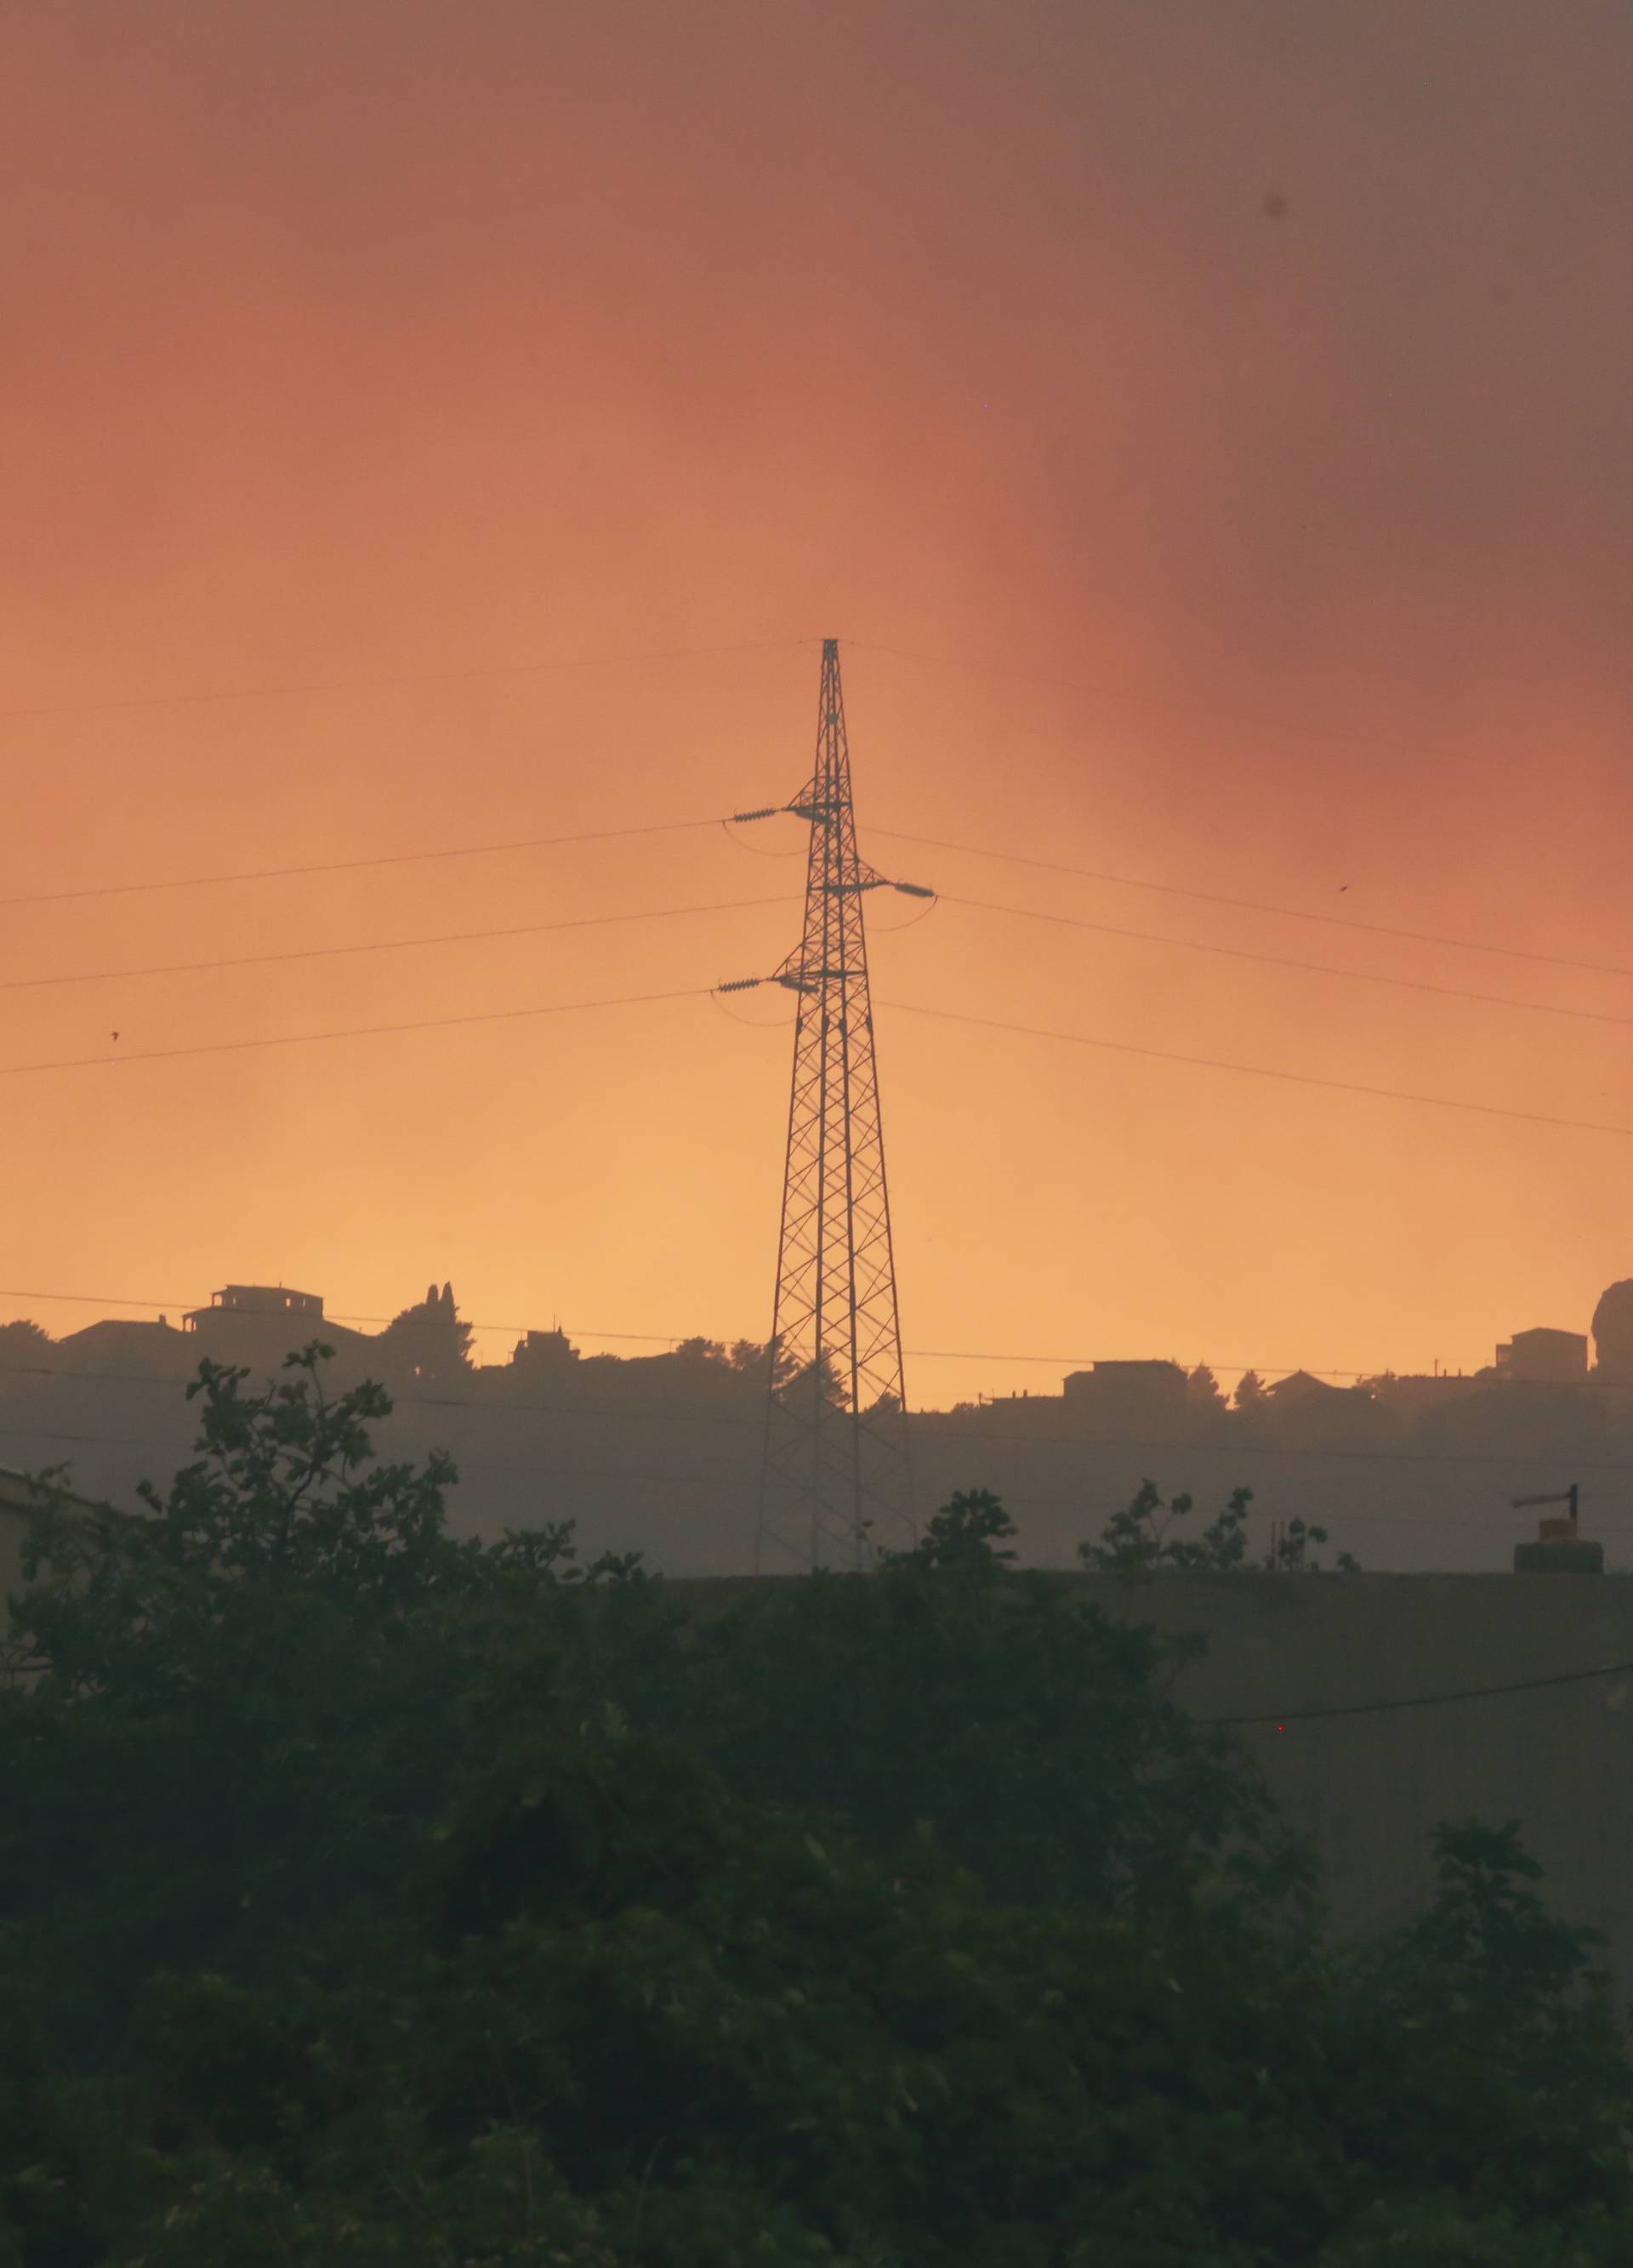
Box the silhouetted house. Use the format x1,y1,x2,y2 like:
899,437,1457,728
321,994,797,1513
54,1317,192,1378
1264,1369,1343,1407
1062,1360,1187,1431
1494,1328,1588,1385
185,1284,325,1328
181,1284,371,1371
510,1327,580,1373
1260,1368,1391,1447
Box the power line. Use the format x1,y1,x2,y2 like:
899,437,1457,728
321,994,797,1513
0,1289,763,1340
11,802,1604,1010
31,893,1610,1143
1207,1657,1633,1727
869,827,1633,986
430,1327,1594,1397
0,984,711,1079
0,1357,790,1430
0,895,795,996
0,1294,1314,1378
2,1287,1628,1397
940,893,1633,1034
4,865,1613,1099
0,817,723,913
0,1286,606,1331
879,998,1633,1141
0,637,816,724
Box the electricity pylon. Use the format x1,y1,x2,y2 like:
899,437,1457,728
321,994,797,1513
723,639,930,1569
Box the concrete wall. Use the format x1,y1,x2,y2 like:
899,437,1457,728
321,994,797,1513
674,1570,1633,1992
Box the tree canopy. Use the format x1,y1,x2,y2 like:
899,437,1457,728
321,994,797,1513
0,1352,1626,2265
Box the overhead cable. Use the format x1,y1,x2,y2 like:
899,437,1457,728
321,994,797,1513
868,827,1633,985
939,893,1633,1033
0,895,795,995
1208,1657,1633,1726
0,817,722,912
0,985,712,1078
878,998,1633,1141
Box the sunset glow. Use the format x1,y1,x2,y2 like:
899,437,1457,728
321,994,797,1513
5,1,1632,1407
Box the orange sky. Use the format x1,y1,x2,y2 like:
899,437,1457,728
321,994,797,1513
4,0,1633,1403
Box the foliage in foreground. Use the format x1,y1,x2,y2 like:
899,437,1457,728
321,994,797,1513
0,1352,1626,2266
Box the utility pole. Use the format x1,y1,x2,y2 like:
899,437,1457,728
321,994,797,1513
722,639,929,1569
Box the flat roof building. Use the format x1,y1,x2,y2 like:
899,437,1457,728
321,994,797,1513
184,1285,324,1328
1494,1328,1588,1384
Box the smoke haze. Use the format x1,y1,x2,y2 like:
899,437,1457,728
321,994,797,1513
3,0,1633,1399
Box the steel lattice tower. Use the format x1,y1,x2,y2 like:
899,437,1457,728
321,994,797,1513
754,639,915,1569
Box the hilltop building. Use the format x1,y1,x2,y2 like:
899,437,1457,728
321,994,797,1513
1262,1368,1345,1407
1063,1360,1187,1429
55,1316,191,1376
180,1284,372,1367
185,1284,326,1327
510,1327,580,1373
1494,1328,1588,1384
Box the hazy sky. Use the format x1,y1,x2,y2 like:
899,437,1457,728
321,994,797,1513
3,0,1633,1397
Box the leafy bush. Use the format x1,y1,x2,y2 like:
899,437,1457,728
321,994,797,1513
1080,1479,1360,1577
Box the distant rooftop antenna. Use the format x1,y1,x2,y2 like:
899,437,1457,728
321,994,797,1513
1511,1484,1602,1573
